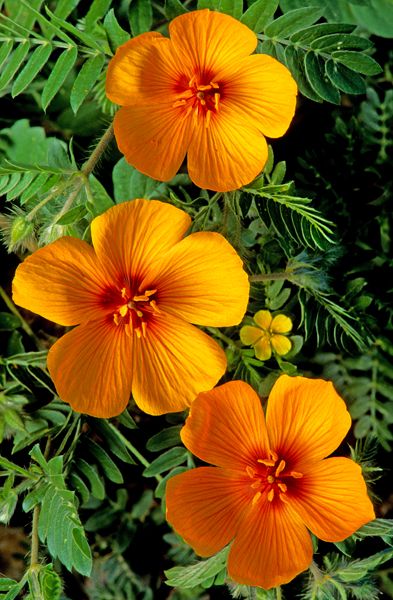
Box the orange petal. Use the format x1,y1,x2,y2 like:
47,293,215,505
131,312,226,415
181,380,270,470
47,318,132,418
106,32,168,106
253,309,272,330
271,334,292,356
113,103,194,182
222,54,298,138
169,10,257,76
266,375,351,465
227,495,313,589
187,105,268,191
289,457,375,542
166,467,251,557
12,237,108,326
254,336,272,361
90,199,191,284
271,314,292,334
141,231,249,327
240,326,262,346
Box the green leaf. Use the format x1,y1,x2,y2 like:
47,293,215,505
129,0,153,36
146,426,182,452
76,459,105,500
91,419,137,463
85,0,112,30
310,32,372,52
0,41,14,71
264,7,323,38
112,158,167,202
165,0,188,19
86,174,114,217
241,0,278,32
71,528,93,576
331,50,382,76
325,59,366,95
290,23,356,44
165,546,229,588
217,0,243,19
86,439,124,484
41,45,78,111
0,312,20,331
355,519,393,539
103,8,129,50
143,447,188,477
11,43,52,97
56,204,87,225
304,51,340,104
284,45,321,102
0,580,18,593
0,41,30,92
39,564,62,600
70,53,105,113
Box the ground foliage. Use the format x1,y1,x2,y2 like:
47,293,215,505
0,0,392,598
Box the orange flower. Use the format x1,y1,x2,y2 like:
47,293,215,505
240,310,292,360
106,10,297,192
166,376,375,589
12,199,249,418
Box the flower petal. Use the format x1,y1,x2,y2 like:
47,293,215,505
47,319,132,418
254,336,272,361
141,231,249,326
289,457,375,542
187,105,268,191
227,496,313,589
271,314,292,333
223,54,298,138
181,380,270,470
266,375,352,465
240,326,263,346
253,309,272,330
113,103,194,183
91,199,191,284
169,10,257,76
166,467,251,557
106,32,167,105
131,312,226,415
12,237,108,326
271,334,291,356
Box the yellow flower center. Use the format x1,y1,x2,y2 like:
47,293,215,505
246,450,303,506
173,74,221,128
112,286,160,338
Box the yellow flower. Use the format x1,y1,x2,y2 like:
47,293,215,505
240,310,292,361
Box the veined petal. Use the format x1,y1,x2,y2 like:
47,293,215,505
266,375,351,466
12,237,109,326
131,312,226,415
169,10,257,76
271,334,291,356
240,326,263,346
254,336,272,361
141,231,249,326
187,105,268,191
290,458,375,542
227,496,313,589
166,467,251,557
253,309,272,330
181,381,270,470
222,54,298,138
113,103,193,182
271,314,292,334
47,318,132,418
91,199,191,285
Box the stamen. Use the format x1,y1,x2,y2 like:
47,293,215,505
267,475,275,484
278,482,287,493
135,327,142,339
279,493,288,503
246,466,255,478
252,491,262,506
214,93,220,111
133,294,150,302
275,459,286,477
205,110,211,128
119,305,128,317
121,287,128,299
113,313,120,326
257,458,275,467
150,300,161,313
173,99,187,108
210,81,219,89
267,489,275,502
251,480,261,489
270,450,278,461
289,471,303,479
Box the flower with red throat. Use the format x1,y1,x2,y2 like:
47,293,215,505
105,9,297,192
12,199,249,418
166,375,375,589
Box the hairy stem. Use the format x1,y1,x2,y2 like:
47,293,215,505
249,272,291,282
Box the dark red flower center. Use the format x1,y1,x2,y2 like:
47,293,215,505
246,450,303,505
173,74,221,126
111,286,160,338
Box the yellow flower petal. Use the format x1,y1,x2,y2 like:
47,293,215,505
240,325,263,346
271,334,292,356
254,336,272,361
271,314,293,334
253,309,273,330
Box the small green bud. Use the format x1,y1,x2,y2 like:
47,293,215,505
10,215,34,248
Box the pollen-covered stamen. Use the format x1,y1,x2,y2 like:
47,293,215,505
113,287,159,337
173,75,221,127
246,452,303,505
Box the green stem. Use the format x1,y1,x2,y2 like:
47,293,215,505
107,423,163,482
0,285,43,348
249,272,291,283
206,327,240,348
275,586,282,600
30,506,40,567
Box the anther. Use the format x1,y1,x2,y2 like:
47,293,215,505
267,489,275,502
278,483,287,493
119,305,128,317
275,460,286,477
257,458,275,467
252,492,262,506
289,471,303,479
